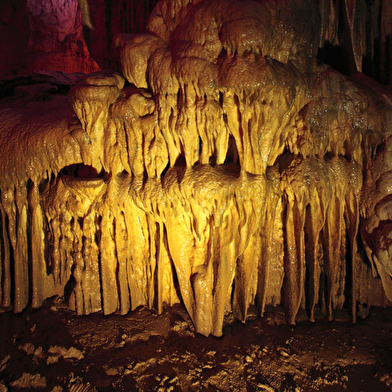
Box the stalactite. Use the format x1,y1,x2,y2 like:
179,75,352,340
29,181,55,309
0,203,11,308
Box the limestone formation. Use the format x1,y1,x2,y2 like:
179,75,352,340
25,0,99,74
0,0,392,336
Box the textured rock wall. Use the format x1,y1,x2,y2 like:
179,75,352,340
82,0,159,70
0,0,99,78
83,0,392,82
0,0,392,338
24,0,99,74
1,0,392,82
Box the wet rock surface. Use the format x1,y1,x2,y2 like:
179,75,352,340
1,298,392,391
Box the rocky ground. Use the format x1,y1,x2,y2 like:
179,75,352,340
0,298,392,391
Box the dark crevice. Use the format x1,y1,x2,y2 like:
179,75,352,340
224,135,239,166
343,230,354,321
58,164,106,180
160,162,171,179
219,91,224,107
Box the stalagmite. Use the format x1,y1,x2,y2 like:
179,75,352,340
1,0,392,337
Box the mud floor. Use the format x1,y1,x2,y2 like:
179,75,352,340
0,298,392,391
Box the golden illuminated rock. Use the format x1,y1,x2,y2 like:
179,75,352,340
1,0,392,336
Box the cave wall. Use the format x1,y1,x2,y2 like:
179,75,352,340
311,0,392,85
0,0,99,79
82,0,392,83
1,0,392,83
82,0,159,70
1,0,392,338
24,0,99,74
0,0,160,79
0,1,30,79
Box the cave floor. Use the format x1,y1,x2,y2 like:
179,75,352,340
1,300,392,391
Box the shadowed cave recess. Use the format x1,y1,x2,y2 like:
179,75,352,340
1,0,392,338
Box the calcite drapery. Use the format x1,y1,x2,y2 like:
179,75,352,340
0,0,392,336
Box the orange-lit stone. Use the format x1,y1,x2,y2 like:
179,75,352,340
0,0,391,337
